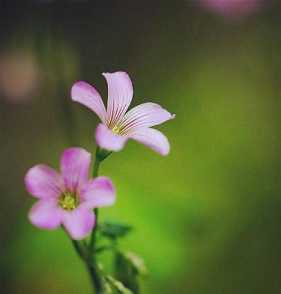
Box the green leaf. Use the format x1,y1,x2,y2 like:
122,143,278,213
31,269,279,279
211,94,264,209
122,251,147,276
103,280,113,294
104,276,134,294
98,221,133,240
115,251,147,293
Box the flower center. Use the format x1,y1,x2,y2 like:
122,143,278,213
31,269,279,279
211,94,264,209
112,125,121,135
59,191,79,210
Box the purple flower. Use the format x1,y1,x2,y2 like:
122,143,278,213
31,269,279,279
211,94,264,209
25,147,116,240
71,72,175,156
199,0,263,18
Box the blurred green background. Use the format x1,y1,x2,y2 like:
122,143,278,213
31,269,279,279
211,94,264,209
0,1,280,293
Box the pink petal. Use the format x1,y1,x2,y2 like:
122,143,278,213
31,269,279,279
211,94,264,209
71,81,107,123
129,128,170,156
95,123,128,152
119,102,175,134
62,207,95,240
81,177,116,209
25,165,63,199
103,72,133,127
60,147,91,191
28,199,62,230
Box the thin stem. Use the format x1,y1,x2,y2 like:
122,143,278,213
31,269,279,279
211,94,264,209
72,240,84,259
87,147,112,292
90,148,102,251
87,262,103,294
71,148,112,293
93,147,101,177
72,240,103,293
90,147,112,250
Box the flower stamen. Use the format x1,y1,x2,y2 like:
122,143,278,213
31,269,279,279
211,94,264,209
111,125,121,135
59,191,79,210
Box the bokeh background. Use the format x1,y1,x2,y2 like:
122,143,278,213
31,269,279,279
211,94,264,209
0,0,280,293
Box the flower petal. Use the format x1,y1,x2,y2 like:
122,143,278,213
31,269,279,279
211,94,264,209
71,81,107,123
28,199,62,230
60,147,91,191
25,165,63,199
81,177,116,209
95,123,128,152
129,128,170,156
62,207,95,240
103,72,133,127
119,102,175,134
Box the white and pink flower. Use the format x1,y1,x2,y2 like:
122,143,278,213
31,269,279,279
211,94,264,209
25,147,116,240
71,71,175,156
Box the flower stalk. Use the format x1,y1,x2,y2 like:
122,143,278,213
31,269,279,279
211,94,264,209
91,147,112,249
72,238,103,293
72,147,112,294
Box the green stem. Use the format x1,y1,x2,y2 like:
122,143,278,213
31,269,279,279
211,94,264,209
87,262,103,294
72,240,85,259
90,147,112,250
71,147,113,293
72,240,103,293
90,148,102,251
93,147,102,177
87,147,112,292
70,147,112,294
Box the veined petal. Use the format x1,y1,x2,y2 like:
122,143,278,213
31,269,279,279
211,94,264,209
119,102,175,134
71,81,107,123
95,123,128,152
60,147,91,191
28,199,62,230
129,128,170,156
62,207,95,240
25,165,63,199
103,72,133,127
81,177,116,209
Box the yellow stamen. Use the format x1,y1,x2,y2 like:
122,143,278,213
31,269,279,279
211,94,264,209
59,191,78,210
112,125,121,134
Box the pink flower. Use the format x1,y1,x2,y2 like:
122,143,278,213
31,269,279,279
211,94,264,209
71,72,175,156
25,147,116,240
199,0,263,18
